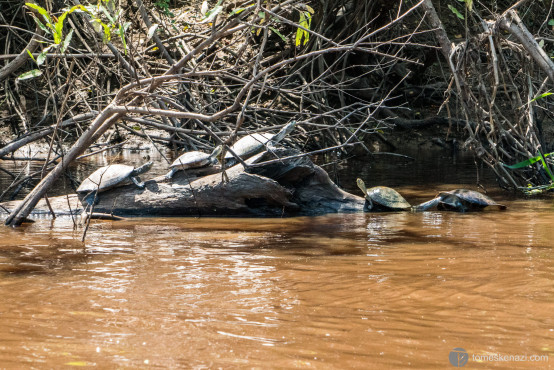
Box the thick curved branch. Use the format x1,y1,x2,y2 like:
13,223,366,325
0,27,44,83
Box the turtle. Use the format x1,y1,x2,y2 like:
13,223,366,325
413,189,507,212
356,178,412,212
224,121,296,166
77,161,153,204
165,145,222,179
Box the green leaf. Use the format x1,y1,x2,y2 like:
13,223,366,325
295,12,306,47
61,29,73,53
36,50,48,66
26,49,36,62
54,5,83,44
269,26,287,42
305,5,315,14
229,4,254,16
203,5,223,22
529,92,553,103
549,19,554,26
503,152,554,169
25,3,52,26
448,5,464,20
17,69,43,81
118,24,127,55
465,0,473,12
31,15,49,33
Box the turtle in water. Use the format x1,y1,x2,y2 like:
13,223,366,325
225,121,296,166
165,145,222,179
77,161,153,204
413,189,507,212
356,178,412,212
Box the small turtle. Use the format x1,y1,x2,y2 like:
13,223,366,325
77,161,153,204
356,178,412,212
225,121,296,166
414,189,507,212
165,145,222,179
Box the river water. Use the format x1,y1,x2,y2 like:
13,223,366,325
0,150,553,368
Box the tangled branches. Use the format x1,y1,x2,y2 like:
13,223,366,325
2,0,433,225
422,0,554,193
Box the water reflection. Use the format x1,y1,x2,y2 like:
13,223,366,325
1,150,554,367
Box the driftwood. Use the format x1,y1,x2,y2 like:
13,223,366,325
0,149,364,219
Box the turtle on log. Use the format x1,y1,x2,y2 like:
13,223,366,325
77,162,153,204
165,145,222,179
225,121,296,166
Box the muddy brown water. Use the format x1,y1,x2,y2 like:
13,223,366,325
0,150,553,368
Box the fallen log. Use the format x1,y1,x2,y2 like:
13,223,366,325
0,149,364,219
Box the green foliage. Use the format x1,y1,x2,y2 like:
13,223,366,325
295,5,314,47
448,5,464,20
529,92,553,103
16,69,42,82
504,151,554,194
155,0,174,17
21,1,130,81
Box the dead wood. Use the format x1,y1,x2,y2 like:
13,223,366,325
0,149,364,219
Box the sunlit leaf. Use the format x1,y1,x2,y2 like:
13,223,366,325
465,0,473,12
25,3,52,26
202,5,222,23
61,29,74,53
295,12,306,47
31,15,49,33
118,24,127,55
504,151,554,170
26,49,36,62
147,24,158,41
36,51,48,66
448,5,464,20
17,69,43,81
305,4,315,14
529,92,553,103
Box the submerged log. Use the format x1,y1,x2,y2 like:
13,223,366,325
0,149,364,219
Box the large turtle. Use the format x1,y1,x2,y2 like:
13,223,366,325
165,145,222,179
77,161,153,204
414,189,507,212
356,178,412,212
225,121,296,166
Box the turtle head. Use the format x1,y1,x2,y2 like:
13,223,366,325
135,161,154,175
210,145,223,159
272,121,297,143
282,120,296,135
356,178,368,195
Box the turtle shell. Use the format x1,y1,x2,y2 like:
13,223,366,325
367,186,411,211
437,189,506,211
225,133,273,160
77,164,135,193
170,151,212,170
